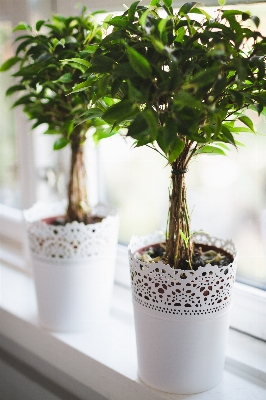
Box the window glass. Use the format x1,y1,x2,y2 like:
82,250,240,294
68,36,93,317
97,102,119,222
100,3,266,290
0,1,66,210
0,20,21,208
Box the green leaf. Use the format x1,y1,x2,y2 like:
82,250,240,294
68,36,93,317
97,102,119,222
214,142,230,151
53,137,69,150
15,38,36,55
91,55,114,69
71,81,92,94
36,53,51,63
179,229,189,247
218,0,225,6
234,140,246,148
65,36,77,44
156,127,168,154
65,120,74,137
189,8,211,20
143,109,158,139
97,75,110,96
150,37,165,53
12,22,32,32
93,127,116,145
126,45,152,79
222,10,247,18
238,115,256,133
53,73,72,83
221,125,236,146
60,61,87,73
163,0,172,7
12,94,33,108
127,81,143,102
236,58,248,82
179,2,197,15
107,16,128,29
174,90,202,110
251,16,260,28
102,100,135,123
190,66,220,88
139,8,151,30
75,108,103,126
0,56,21,72
44,129,61,135
227,127,253,133
5,84,25,96
62,58,91,68
228,90,243,107
127,114,151,146
84,44,99,53
195,145,226,156
168,137,185,164
128,1,140,22
36,20,45,31
164,117,178,150
113,63,138,78
213,77,227,98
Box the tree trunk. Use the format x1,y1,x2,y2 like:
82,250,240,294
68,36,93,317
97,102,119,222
166,146,193,269
66,143,91,224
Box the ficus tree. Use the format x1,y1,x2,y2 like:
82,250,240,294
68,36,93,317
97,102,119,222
73,0,266,268
0,7,113,224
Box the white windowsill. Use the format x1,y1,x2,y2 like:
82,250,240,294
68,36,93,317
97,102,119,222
0,254,266,400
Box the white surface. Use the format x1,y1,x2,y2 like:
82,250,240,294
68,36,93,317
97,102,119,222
133,303,231,394
0,259,266,400
33,256,116,331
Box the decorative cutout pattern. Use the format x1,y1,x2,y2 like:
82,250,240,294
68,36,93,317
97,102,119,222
24,202,119,261
128,232,237,316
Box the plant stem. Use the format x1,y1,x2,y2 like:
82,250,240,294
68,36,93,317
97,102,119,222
66,142,91,224
166,143,193,269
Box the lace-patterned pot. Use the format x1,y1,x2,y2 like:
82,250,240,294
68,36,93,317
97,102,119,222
24,202,119,331
128,232,237,394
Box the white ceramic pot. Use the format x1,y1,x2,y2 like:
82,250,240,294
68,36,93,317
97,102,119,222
128,232,237,394
24,202,119,331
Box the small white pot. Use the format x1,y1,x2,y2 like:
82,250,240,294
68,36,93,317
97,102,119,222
128,232,237,394
24,202,119,331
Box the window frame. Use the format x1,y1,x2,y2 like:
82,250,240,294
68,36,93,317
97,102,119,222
0,0,265,342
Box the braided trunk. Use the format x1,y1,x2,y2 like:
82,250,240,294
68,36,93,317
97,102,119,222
66,142,91,224
166,145,193,269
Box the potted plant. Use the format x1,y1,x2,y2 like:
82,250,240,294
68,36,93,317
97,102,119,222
0,7,119,331
72,0,266,393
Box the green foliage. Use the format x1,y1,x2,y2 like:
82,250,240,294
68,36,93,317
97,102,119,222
0,7,107,150
77,0,266,165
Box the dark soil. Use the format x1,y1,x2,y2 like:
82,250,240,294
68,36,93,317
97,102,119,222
136,243,233,270
42,215,103,226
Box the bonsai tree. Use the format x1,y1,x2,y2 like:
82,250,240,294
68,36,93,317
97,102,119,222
73,0,266,268
0,7,110,224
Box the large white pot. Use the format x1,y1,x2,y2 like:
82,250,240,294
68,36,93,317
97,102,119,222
24,202,119,331
128,232,237,394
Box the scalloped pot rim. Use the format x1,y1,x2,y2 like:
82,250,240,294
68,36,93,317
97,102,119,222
128,231,237,266
23,202,119,262
128,232,237,317
23,201,118,225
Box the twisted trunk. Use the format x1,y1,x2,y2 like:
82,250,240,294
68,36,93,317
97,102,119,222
166,144,193,269
66,143,91,224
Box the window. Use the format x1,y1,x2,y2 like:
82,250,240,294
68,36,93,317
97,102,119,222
0,0,265,340
0,20,21,208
